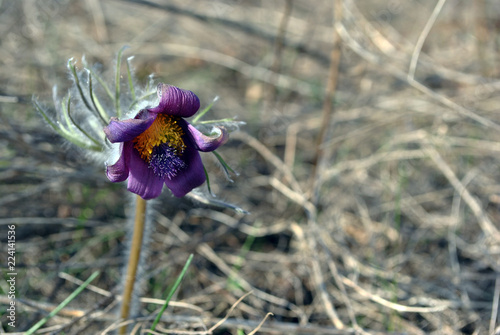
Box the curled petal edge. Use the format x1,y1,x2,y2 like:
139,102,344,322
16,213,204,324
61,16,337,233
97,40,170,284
187,123,228,152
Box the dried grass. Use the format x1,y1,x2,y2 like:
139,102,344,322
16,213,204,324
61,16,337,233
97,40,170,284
1,0,500,334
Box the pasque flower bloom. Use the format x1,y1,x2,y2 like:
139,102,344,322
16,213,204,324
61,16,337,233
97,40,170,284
104,83,228,199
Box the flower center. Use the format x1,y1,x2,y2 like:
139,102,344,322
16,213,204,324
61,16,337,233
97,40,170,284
149,144,187,179
133,114,186,161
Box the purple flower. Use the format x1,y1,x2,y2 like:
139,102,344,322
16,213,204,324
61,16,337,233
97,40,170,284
104,83,228,199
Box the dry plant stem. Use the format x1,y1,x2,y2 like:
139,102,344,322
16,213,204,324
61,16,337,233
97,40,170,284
266,0,293,103
337,1,500,132
270,178,344,329
490,277,500,335
407,0,447,81
85,0,108,43
424,145,500,241
119,195,147,334
157,212,309,323
310,0,342,199
474,0,491,77
232,131,302,194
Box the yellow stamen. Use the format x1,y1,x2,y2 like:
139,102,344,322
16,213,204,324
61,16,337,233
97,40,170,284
133,114,186,161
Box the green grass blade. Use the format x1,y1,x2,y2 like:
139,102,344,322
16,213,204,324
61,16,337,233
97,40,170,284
227,226,256,291
25,271,100,335
150,254,193,332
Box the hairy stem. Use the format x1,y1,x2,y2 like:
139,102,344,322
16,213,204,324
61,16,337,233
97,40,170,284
119,195,147,334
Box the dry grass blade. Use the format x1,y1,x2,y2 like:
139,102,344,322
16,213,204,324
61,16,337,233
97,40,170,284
342,277,449,313
232,131,303,194
310,0,343,199
3,1,500,334
0,296,85,318
408,0,447,80
208,291,252,332
247,312,274,335
158,212,308,322
424,145,500,241
490,277,500,335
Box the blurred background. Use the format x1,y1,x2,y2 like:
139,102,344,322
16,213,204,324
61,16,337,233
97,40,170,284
1,0,500,334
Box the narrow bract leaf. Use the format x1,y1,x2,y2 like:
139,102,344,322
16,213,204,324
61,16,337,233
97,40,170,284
203,165,215,197
66,96,102,147
192,96,219,124
83,57,114,102
34,99,99,150
126,56,136,101
187,193,250,214
213,150,238,182
128,90,156,112
87,69,109,124
68,58,93,112
115,46,129,118
197,117,240,125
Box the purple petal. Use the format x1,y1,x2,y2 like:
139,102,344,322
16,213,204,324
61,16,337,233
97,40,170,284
127,149,164,199
164,146,206,197
106,142,132,182
148,84,200,117
104,110,156,143
186,122,228,152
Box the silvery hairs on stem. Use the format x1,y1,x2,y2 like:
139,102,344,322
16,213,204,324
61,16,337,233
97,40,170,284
33,47,245,209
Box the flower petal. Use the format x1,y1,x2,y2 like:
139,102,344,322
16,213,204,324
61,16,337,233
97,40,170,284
127,148,164,199
106,142,132,182
186,122,228,152
148,84,200,117
104,110,156,143
164,146,206,197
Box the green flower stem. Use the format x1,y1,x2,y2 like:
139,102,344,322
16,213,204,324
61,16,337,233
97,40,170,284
119,195,147,335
